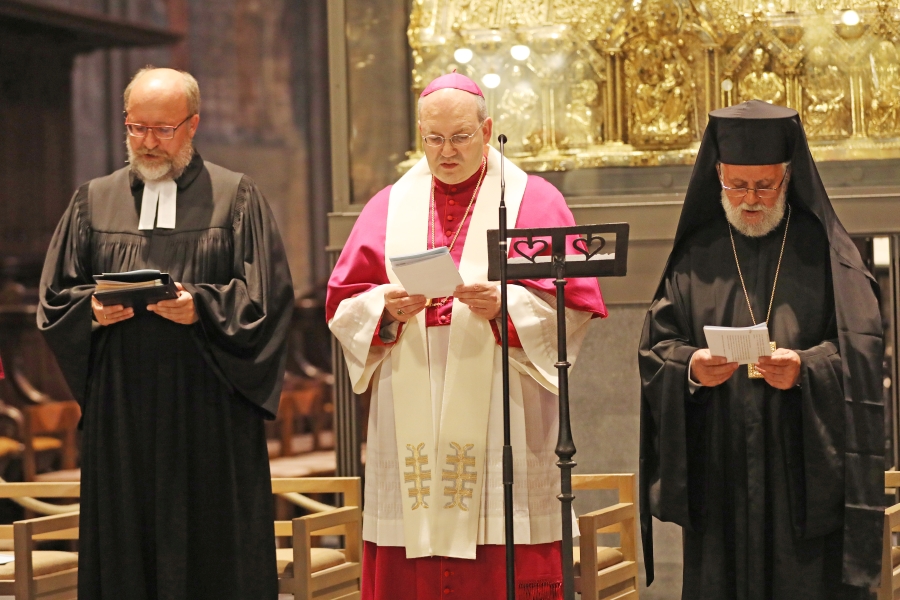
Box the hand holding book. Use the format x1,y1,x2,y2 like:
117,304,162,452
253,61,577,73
92,270,196,325
147,283,199,325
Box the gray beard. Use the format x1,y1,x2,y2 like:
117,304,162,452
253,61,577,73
127,139,194,183
720,188,787,237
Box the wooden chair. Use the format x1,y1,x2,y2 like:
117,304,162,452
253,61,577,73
272,477,362,599
879,471,900,599
572,473,640,600
0,481,81,600
270,378,332,459
22,402,81,482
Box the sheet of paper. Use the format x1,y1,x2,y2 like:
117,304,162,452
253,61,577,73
389,248,464,298
703,322,772,364
0,554,14,565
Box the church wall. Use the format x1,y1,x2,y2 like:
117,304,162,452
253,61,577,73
569,305,683,598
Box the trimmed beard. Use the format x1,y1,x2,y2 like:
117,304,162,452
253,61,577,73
127,138,195,183
720,187,787,238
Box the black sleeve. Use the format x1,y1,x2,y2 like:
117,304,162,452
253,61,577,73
182,178,295,418
37,186,96,404
638,257,701,585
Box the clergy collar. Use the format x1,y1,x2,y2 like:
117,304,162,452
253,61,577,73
129,151,205,191
432,160,486,194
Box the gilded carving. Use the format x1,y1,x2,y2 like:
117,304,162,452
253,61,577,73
559,61,601,150
802,46,852,139
623,0,697,149
496,66,543,155
867,40,900,136
739,49,787,105
404,0,900,171
452,0,498,30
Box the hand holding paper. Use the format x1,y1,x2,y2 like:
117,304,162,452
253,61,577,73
755,348,802,389
703,323,773,364
691,349,739,387
383,286,427,323
389,247,464,298
454,283,501,320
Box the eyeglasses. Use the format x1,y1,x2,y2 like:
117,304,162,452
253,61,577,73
125,115,194,140
422,121,486,148
718,165,790,201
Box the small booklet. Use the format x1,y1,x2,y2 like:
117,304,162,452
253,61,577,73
389,247,464,298
703,323,773,364
93,269,179,308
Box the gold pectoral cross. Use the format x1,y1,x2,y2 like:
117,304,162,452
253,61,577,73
404,443,431,510
442,442,477,511
748,342,777,379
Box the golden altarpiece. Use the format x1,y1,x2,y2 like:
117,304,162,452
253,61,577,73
404,0,900,171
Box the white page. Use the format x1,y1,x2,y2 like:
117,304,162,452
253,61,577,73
703,323,772,364
390,251,464,298
390,246,453,267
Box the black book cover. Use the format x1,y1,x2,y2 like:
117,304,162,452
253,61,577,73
93,270,179,309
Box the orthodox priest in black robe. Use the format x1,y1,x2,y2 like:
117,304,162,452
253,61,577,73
38,67,293,599
639,100,884,599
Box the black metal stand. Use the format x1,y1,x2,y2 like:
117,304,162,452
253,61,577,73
497,134,516,600
489,161,629,600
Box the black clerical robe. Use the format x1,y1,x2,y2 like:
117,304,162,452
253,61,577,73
38,154,294,600
640,206,871,600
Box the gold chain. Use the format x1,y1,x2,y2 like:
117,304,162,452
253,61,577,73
430,157,487,253
728,203,791,326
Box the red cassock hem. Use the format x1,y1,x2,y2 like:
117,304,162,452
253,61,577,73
361,541,563,600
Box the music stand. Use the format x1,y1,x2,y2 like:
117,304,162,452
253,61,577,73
487,221,630,600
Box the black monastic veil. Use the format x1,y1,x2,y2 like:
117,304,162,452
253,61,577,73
38,153,294,600
639,101,884,599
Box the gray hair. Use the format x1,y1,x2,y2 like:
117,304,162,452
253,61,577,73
417,92,488,123
124,66,201,115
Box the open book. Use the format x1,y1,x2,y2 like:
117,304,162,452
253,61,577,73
703,323,773,364
93,269,179,308
388,247,464,298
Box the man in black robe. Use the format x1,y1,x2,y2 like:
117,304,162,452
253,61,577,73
639,100,884,599
38,67,294,599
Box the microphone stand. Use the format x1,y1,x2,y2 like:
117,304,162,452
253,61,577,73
497,134,516,600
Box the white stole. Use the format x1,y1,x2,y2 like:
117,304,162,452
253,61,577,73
138,179,178,230
384,146,528,558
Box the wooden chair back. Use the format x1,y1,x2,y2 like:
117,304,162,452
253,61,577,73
572,474,639,600
22,401,81,481
272,477,362,600
275,382,329,458
0,481,80,600
880,471,900,600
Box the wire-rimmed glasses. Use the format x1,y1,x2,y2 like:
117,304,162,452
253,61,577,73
718,164,790,201
125,115,194,140
422,121,486,148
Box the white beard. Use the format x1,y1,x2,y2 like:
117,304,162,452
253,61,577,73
720,188,787,237
127,138,195,183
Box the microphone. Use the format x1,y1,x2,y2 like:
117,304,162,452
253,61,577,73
498,135,507,203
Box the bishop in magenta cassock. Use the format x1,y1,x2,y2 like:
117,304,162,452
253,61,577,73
327,73,607,600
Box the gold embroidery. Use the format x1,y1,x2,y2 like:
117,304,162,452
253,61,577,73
749,342,777,379
404,443,431,510
442,442,477,511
